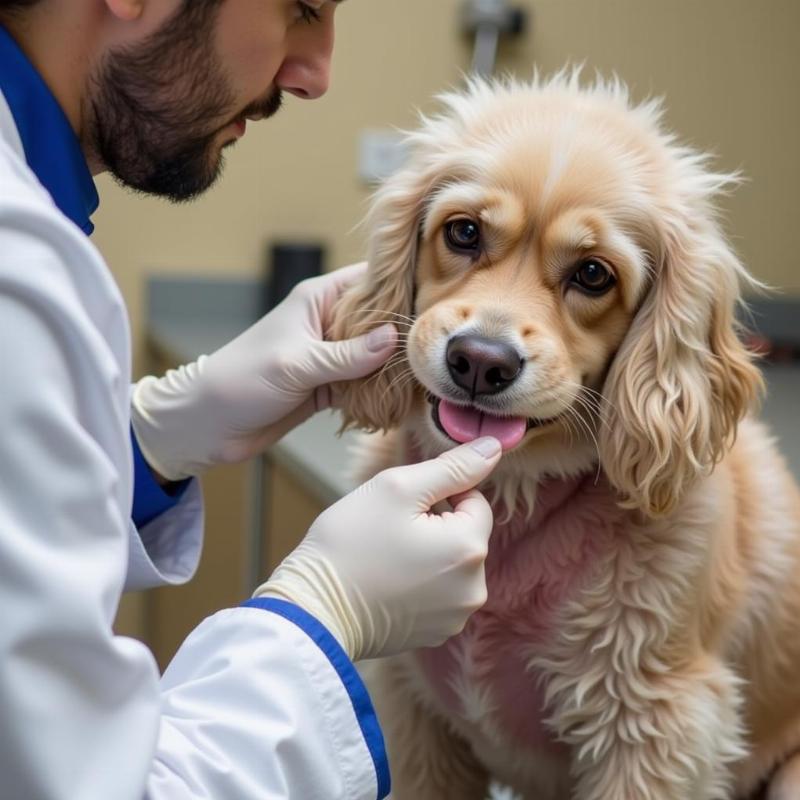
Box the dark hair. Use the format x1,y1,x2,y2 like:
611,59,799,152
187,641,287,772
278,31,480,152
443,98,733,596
0,0,43,10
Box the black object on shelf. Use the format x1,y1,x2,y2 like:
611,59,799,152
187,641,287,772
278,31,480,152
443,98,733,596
264,242,325,312
740,297,800,364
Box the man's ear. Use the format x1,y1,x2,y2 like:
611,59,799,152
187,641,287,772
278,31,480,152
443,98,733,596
103,0,144,22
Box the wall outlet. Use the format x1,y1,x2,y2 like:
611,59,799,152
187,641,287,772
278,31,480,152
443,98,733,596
358,129,410,184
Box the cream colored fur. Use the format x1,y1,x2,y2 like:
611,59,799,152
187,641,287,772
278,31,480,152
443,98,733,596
332,72,800,799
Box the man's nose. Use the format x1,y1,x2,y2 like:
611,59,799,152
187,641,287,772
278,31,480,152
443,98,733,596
276,58,331,99
276,18,335,100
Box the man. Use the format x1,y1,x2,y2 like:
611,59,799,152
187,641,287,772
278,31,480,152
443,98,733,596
0,1,502,798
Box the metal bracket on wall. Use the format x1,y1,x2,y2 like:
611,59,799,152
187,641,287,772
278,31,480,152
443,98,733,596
461,0,529,77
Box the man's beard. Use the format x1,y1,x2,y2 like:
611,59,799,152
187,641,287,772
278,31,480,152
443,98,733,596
87,1,282,202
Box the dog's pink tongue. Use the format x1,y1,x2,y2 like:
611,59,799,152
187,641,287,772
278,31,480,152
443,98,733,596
438,399,527,451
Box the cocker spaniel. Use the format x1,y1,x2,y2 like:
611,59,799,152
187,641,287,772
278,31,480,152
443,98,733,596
329,71,800,800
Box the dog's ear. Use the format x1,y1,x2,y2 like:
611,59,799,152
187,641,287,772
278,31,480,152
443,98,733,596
599,203,764,518
328,166,433,432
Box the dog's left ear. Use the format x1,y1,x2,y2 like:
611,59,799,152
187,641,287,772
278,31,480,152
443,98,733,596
327,163,436,432
599,206,764,518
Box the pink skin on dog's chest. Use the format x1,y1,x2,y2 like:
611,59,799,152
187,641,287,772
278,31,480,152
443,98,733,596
415,473,622,752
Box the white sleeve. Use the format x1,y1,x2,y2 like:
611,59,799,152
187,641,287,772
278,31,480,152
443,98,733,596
125,382,205,592
125,480,205,591
0,226,163,799
153,601,390,800
0,217,389,799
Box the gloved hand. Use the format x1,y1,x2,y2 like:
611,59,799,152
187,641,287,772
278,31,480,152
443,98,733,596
131,264,397,481
254,438,502,661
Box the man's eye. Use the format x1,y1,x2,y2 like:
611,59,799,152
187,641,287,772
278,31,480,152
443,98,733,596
296,1,322,24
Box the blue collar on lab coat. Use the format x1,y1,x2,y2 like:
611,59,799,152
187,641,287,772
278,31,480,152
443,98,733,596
0,24,99,235
0,24,184,525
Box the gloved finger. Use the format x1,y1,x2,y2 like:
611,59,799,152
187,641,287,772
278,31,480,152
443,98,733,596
446,488,476,508
395,438,502,510
309,263,369,319
309,324,398,383
301,262,367,297
322,262,368,293
450,489,495,545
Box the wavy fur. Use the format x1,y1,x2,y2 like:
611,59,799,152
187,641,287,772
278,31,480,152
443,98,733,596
335,72,800,800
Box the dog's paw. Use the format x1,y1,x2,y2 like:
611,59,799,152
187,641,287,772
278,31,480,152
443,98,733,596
768,752,800,800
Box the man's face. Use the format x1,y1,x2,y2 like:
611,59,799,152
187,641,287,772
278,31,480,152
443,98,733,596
88,0,338,201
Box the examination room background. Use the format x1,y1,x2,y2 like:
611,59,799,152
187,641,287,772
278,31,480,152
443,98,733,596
89,0,800,659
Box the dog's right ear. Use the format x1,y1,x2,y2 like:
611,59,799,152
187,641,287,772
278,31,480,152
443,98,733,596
329,165,433,432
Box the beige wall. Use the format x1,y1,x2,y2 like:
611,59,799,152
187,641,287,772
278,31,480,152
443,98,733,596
91,0,800,376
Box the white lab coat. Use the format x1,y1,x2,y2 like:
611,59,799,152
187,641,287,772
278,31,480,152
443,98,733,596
0,90,387,800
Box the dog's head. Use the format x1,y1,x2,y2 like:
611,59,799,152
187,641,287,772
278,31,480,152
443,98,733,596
330,72,763,518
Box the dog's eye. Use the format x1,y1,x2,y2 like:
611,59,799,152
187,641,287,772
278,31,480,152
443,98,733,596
444,219,481,252
570,259,616,295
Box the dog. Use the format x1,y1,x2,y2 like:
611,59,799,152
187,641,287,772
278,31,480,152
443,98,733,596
328,71,800,800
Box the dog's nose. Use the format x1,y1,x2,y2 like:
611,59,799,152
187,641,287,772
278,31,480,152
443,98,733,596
446,335,523,396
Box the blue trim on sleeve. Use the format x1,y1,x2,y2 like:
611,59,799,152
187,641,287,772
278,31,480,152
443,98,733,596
130,427,190,529
242,597,391,799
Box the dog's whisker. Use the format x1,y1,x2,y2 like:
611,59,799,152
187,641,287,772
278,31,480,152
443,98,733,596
342,307,416,322
559,379,602,408
576,414,602,466
560,379,607,405
391,374,419,395
346,321,414,334
567,392,610,434
563,407,581,443
571,404,599,447
563,402,602,467
340,308,416,326
558,394,598,447
371,354,412,380
377,353,411,373
344,320,414,336
559,382,614,430
560,410,577,447
379,346,410,360
376,369,417,405
574,384,617,417
338,317,413,336
365,365,409,392
554,390,596,427
569,401,603,451
380,363,414,381
361,355,411,390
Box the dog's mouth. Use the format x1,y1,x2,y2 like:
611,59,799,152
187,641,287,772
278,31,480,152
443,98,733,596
427,393,560,452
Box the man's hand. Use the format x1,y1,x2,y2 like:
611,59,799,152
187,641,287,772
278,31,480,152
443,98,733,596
131,264,396,481
255,438,503,662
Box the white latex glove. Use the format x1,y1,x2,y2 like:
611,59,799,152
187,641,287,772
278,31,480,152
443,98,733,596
254,438,502,662
131,264,397,481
